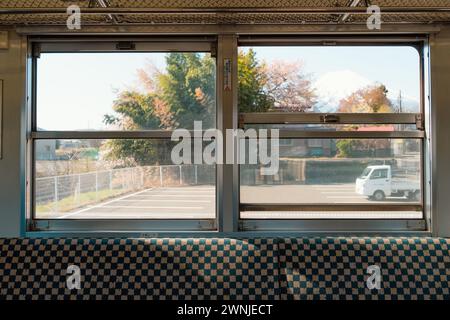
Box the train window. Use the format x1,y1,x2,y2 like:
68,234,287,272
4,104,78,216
238,43,425,223
30,41,217,230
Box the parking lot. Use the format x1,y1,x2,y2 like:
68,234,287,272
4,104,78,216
51,183,421,220
56,186,216,219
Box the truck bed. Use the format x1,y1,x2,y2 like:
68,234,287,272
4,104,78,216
391,178,420,191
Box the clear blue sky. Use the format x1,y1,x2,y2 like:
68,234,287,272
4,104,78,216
37,46,420,131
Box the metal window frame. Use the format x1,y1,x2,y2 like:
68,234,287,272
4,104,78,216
24,34,432,235
241,130,424,139
27,37,219,233
239,113,422,126
237,38,428,232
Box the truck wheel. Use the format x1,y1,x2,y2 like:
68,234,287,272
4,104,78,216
373,190,385,201
407,191,420,201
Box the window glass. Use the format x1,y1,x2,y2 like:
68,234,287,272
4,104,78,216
37,52,216,131
371,169,389,179
238,46,420,113
240,138,422,214
35,139,215,219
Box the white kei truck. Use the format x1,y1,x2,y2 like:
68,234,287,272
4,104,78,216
355,165,421,201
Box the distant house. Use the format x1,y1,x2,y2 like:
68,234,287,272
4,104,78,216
280,138,335,157
35,140,56,160
277,124,336,157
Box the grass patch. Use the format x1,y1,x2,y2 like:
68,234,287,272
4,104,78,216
36,189,128,217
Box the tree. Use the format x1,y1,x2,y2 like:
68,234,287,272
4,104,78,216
103,53,215,166
158,53,216,129
265,60,316,112
338,84,393,113
104,50,316,165
238,49,273,112
336,84,394,158
238,49,316,113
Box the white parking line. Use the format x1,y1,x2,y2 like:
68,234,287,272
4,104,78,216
58,187,154,219
132,194,214,197
333,199,374,204
115,199,211,203
101,205,204,209
322,191,357,194
312,186,354,188
326,196,367,199
146,190,214,193
68,213,215,218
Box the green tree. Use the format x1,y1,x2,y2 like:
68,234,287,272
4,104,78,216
336,139,358,158
103,53,215,166
238,49,273,112
104,50,314,165
159,53,216,129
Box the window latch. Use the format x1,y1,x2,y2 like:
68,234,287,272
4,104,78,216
321,114,340,123
415,114,425,130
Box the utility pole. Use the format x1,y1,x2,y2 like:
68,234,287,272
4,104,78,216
397,90,403,113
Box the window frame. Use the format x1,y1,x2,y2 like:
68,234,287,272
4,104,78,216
27,37,219,232
25,35,432,235
236,37,430,232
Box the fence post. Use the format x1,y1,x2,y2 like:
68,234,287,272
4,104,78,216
195,165,198,185
141,167,144,188
53,176,58,213
77,174,81,206
109,170,113,190
159,166,163,187
179,165,182,185
95,171,98,200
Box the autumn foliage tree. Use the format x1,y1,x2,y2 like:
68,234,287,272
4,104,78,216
336,84,394,158
338,84,393,113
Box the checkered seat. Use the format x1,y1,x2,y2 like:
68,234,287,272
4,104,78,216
0,238,279,300
279,238,450,300
1,237,449,300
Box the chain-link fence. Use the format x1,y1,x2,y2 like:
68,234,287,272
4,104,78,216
36,164,215,214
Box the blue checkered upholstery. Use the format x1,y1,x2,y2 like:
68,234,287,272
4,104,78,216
1,237,449,300
279,238,450,300
0,238,279,300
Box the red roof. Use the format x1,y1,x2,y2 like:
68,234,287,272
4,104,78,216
357,125,395,132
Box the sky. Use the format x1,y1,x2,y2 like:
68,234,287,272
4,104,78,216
36,46,420,131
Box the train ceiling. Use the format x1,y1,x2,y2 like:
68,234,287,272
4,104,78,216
0,1,449,26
